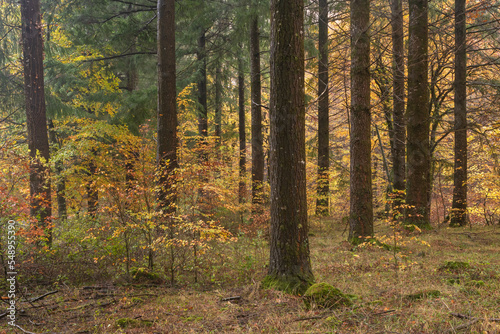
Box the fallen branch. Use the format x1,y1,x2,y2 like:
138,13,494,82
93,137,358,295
444,319,479,333
221,296,241,302
13,324,38,334
29,290,58,303
451,312,500,322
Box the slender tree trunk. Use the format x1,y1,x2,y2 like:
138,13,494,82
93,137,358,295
48,120,67,221
21,0,52,245
316,0,330,217
451,0,467,227
238,59,246,203
87,152,98,218
349,0,373,243
214,63,222,151
197,30,208,140
250,15,264,207
263,0,313,295
406,0,430,227
391,0,406,218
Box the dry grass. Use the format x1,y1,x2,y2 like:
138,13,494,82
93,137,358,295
1,221,499,333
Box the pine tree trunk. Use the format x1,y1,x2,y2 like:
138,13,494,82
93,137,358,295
157,0,178,216
21,0,52,244
214,63,222,150
264,0,313,295
406,0,430,227
250,15,264,207
349,0,373,243
451,0,467,227
238,59,246,203
391,0,406,218
316,0,330,217
197,30,208,139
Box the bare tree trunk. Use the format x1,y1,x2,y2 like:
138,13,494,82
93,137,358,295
264,0,313,295
21,0,52,245
238,58,246,203
406,0,430,227
197,30,208,140
451,0,467,227
349,0,373,243
391,0,406,219
316,0,330,217
214,63,222,151
250,14,264,207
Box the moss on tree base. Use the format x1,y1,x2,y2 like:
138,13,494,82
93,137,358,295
261,273,314,296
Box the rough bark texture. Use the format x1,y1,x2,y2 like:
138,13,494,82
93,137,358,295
250,15,264,206
406,0,430,227
264,0,313,295
391,0,406,217
21,0,52,243
451,0,467,227
157,0,178,215
87,156,98,217
316,0,330,217
197,30,208,138
349,0,373,243
238,59,246,203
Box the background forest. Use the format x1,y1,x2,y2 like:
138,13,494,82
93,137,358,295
1,0,500,333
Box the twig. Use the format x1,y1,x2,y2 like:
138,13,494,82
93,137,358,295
221,296,241,302
29,290,58,303
451,312,500,322
444,319,479,333
13,324,38,334
373,309,396,316
0,311,7,319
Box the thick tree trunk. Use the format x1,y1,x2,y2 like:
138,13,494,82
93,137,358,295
87,154,98,217
391,0,406,218
21,0,52,244
263,0,313,295
157,0,178,214
349,0,373,243
250,15,264,207
316,0,330,217
238,59,246,203
406,0,430,227
451,0,467,227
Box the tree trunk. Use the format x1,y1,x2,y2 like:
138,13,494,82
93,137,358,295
48,120,67,221
391,0,406,218
263,0,313,295
451,0,467,227
250,14,264,207
349,0,373,243
316,0,330,217
87,151,98,218
157,0,177,215
238,58,246,203
197,30,208,140
214,63,222,151
406,0,430,227
21,0,52,244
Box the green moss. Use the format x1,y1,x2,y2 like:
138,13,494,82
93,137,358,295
303,282,353,309
466,280,485,287
446,278,461,285
440,261,470,271
261,273,313,296
130,267,161,282
405,289,441,301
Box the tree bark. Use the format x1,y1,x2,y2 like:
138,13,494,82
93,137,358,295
316,0,330,217
238,58,246,203
451,0,467,227
157,0,178,215
21,0,52,244
349,0,373,243
250,15,264,207
197,30,208,139
391,0,406,218
406,0,430,227
264,0,313,295
214,63,222,151
87,154,98,218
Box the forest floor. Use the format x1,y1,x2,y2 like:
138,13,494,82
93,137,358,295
1,220,500,333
